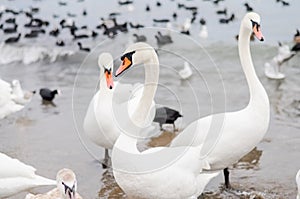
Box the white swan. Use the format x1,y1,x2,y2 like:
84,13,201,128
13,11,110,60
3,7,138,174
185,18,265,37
83,53,155,167
0,78,24,120
264,42,296,80
112,42,220,199
0,152,56,198
170,12,270,188
297,169,300,199
25,168,83,199
11,80,35,105
179,61,193,80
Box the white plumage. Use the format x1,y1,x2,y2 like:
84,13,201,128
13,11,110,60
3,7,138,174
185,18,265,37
0,152,56,198
179,61,193,80
0,78,24,119
112,43,220,199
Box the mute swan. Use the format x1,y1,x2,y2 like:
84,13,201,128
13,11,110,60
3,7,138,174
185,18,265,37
264,42,296,80
179,61,193,80
0,78,24,119
297,169,300,199
25,168,83,199
170,12,270,189
11,80,36,105
112,42,220,199
83,53,155,168
0,152,56,198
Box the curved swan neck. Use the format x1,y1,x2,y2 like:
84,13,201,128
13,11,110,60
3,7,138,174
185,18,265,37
238,24,268,108
131,50,159,126
99,67,109,92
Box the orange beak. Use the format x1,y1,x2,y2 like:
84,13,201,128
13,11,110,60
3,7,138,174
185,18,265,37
253,24,264,41
105,71,114,89
115,57,132,77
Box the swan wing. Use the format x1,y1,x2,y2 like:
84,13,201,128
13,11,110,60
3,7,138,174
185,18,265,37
0,152,36,179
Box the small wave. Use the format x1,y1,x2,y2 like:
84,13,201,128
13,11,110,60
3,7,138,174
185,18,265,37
0,43,75,65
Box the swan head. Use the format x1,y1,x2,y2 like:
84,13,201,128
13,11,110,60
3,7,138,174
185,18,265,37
98,52,114,89
12,79,20,88
56,168,77,199
115,42,155,77
242,12,264,41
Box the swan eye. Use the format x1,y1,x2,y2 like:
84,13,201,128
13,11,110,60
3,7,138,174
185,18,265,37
120,51,136,62
104,67,112,74
250,19,260,31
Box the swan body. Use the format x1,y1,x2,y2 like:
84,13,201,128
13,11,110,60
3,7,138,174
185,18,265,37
264,43,296,80
112,43,220,199
0,152,56,198
0,78,24,119
179,61,193,80
83,53,155,150
297,169,300,199
25,168,83,199
171,12,270,172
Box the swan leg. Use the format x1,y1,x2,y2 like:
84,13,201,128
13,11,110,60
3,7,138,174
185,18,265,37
159,123,163,131
101,149,111,169
223,168,231,189
173,123,176,132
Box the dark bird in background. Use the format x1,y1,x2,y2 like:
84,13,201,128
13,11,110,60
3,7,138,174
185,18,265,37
277,0,290,6
181,30,190,35
83,9,87,16
145,5,150,11
67,12,77,18
109,12,121,17
118,0,133,5
56,39,65,47
244,3,253,12
77,42,90,52
39,88,61,101
213,0,224,5
5,18,16,24
129,22,144,29
49,27,60,37
172,12,177,20
4,33,21,43
153,18,170,23
58,1,67,6
155,31,173,46
153,106,183,131
156,1,161,7
24,30,39,38
1,24,18,33
216,8,227,15
219,13,235,24
200,18,206,25
112,18,128,32
133,34,146,42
